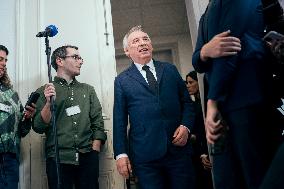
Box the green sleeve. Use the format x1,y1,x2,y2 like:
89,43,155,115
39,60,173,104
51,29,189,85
32,86,50,134
89,86,107,143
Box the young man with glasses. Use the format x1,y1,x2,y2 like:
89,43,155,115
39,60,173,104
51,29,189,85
33,45,106,189
0,44,36,189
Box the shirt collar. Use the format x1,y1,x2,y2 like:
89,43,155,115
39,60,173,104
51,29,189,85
54,76,78,85
134,59,154,72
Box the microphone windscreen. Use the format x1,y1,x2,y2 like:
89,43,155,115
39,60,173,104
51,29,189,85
47,25,58,37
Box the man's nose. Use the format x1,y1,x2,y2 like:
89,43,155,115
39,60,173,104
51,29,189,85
139,42,147,47
140,40,147,45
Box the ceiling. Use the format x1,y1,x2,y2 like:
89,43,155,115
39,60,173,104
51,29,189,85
110,0,190,42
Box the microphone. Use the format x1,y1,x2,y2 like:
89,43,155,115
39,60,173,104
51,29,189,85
36,25,58,37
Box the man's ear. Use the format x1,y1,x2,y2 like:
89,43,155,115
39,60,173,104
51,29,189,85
56,57,63,67
124,48,130,57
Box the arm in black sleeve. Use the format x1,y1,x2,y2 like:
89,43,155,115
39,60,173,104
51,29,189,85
173,66,195,130
18,118,32,137
207,0,254,101
113,77,129,158
18,103,32,137
192,14,213,73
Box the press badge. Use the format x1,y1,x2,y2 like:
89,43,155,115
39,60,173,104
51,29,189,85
0,103,12,113
75,152,79,162
65,105,81,116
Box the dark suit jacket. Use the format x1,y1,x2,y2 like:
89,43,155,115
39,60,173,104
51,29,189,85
113,60,195,163
192,0,272,112
191,98,208,156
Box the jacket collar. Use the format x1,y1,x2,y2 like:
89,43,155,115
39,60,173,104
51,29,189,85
126,59,165,87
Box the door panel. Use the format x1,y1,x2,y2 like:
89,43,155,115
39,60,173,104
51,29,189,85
16,0,123,188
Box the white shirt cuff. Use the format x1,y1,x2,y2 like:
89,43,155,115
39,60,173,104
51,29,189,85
181,125,191,133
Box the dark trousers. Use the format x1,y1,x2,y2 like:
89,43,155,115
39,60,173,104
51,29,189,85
192,155,213,189
0,153,19,189
46,151,99,189
260,141,284,189
133,151,195,189
212,104,278,189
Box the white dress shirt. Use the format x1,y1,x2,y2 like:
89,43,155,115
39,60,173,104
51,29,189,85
134,59,157,82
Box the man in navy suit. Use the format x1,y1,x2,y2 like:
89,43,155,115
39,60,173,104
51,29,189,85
192,0,279,189
113,25,195,189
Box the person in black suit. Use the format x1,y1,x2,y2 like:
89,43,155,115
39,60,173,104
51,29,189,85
113,25,195,189
260,4,284,184
192,0,279,189
185,71,213,189
260,140,284,189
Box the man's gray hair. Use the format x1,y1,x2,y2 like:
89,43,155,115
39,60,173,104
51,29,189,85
122,25,149,49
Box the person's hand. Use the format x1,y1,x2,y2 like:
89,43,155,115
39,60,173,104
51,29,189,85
23,103,36,120
205,100,223,144
270,39,284,61
40,83,56,123
200,30,241,61
200,154,212,170
44,83,56,103
172,125,189,146
92,140,101,152
116,157,132,179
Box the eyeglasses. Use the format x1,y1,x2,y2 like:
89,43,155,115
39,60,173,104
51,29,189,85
63,55,83,62
0,57,8,62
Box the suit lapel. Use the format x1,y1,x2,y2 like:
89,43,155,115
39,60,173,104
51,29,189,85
127,61,164,95
153,60,164,84
127,63,149,88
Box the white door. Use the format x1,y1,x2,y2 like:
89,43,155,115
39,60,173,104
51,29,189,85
11,0,124,188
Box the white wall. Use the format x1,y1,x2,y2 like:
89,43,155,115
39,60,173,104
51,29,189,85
115,33,194,79
0,0,17,86
22,0,119,187
153,34,193,79
1,0,122,188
